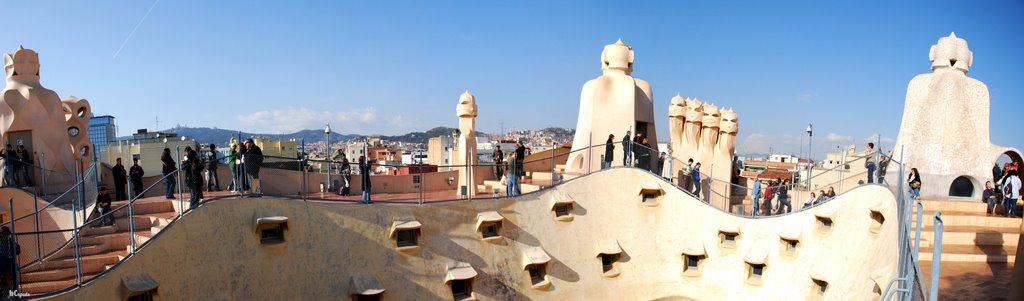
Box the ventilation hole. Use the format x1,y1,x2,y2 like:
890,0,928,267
600,253,620,274
949,59,958,66
719,231,739,247
554,203,572,217
683,254,705,274
746,263,765,284
396,229,419,247
259,225,285,245
480,221,500,239
870,211,885,233
12,70,17,76
642,192,657,203
780,238,799,254
816,216,833,233
449,279,473,301
813,278,828,295
526,264,547,285
353,293,382,301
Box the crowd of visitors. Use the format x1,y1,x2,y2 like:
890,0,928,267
987,163,1021,218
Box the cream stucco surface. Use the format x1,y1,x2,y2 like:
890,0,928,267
42,168,898,301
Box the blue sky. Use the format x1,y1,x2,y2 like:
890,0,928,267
3,1,1023,159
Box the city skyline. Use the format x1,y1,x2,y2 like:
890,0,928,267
4,1,1023,160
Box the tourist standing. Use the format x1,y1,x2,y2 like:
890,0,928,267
515,141,526,180
505,153,520,197
0,226,20,297
692,162,702,198
603,134,614,169
358,156,372,203
621,131,631,166
681,159,693,192
112,157,128,201
160,148,176,199
492,145,503,178
206,144,220,191
243,139,263,194
183,147,204,208
129,158,144,198
1002,171,1020,217
2,144,19,187
340,157,351,196
656,152,666,178
907,167,922,200
15,145,33,187
762,181,775,216
865,142,876,184
632,133,643,167
993,163,1003,184
983,181,999,216
751,178,762,217
638,138,652,171
776,179,792,214
226,143,238,192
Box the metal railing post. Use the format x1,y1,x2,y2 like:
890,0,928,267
75,164,84,227
550,142,555,185
40,153,46,196
418,161,424,205
176,147,183,216
70,191,82,286
8,197,21,291
914,200,923,257
929,212,943,301
33,192,40,262
127,178,136,254
302,158,307,202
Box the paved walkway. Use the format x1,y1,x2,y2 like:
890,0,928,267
920,261,1016,300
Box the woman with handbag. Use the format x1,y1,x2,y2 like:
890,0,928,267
907,168,922,200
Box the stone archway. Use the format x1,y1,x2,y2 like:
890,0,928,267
995,150,1024,179
948,176,975,197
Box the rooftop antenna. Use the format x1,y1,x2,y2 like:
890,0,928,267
153,116,160,131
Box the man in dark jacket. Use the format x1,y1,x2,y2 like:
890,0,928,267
358,155,372,204
0,225,21,297
95,186,114,226
514,142,526,178
604,134,615,169
492,146,503,179
16,145,33,187
242,139,263,194
112,157,128,201
2,144,19,186
621,131,631,166
206,144,220,191
129,158,145,198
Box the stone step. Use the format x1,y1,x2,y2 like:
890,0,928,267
110,198,176,218
921,200,994,212
19,271,102,295
918,244,1017,263
917,230,1019,248
20,250,126,274
912,212,1021,228
20,254,111,283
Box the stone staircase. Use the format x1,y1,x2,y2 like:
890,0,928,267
477,164,580,197
18,197,179,295
915,199,1020,263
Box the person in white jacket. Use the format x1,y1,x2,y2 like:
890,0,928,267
1001,171,1020,217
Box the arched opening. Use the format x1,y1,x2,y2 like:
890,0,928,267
948,176,974,197
993,151,1024,182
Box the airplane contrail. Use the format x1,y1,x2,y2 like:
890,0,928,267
113,0,161,59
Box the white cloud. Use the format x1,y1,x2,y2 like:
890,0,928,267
797,90,817,103
237,106,406,134
824,133,853,142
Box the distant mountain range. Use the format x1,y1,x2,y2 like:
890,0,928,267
116,126,570,145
